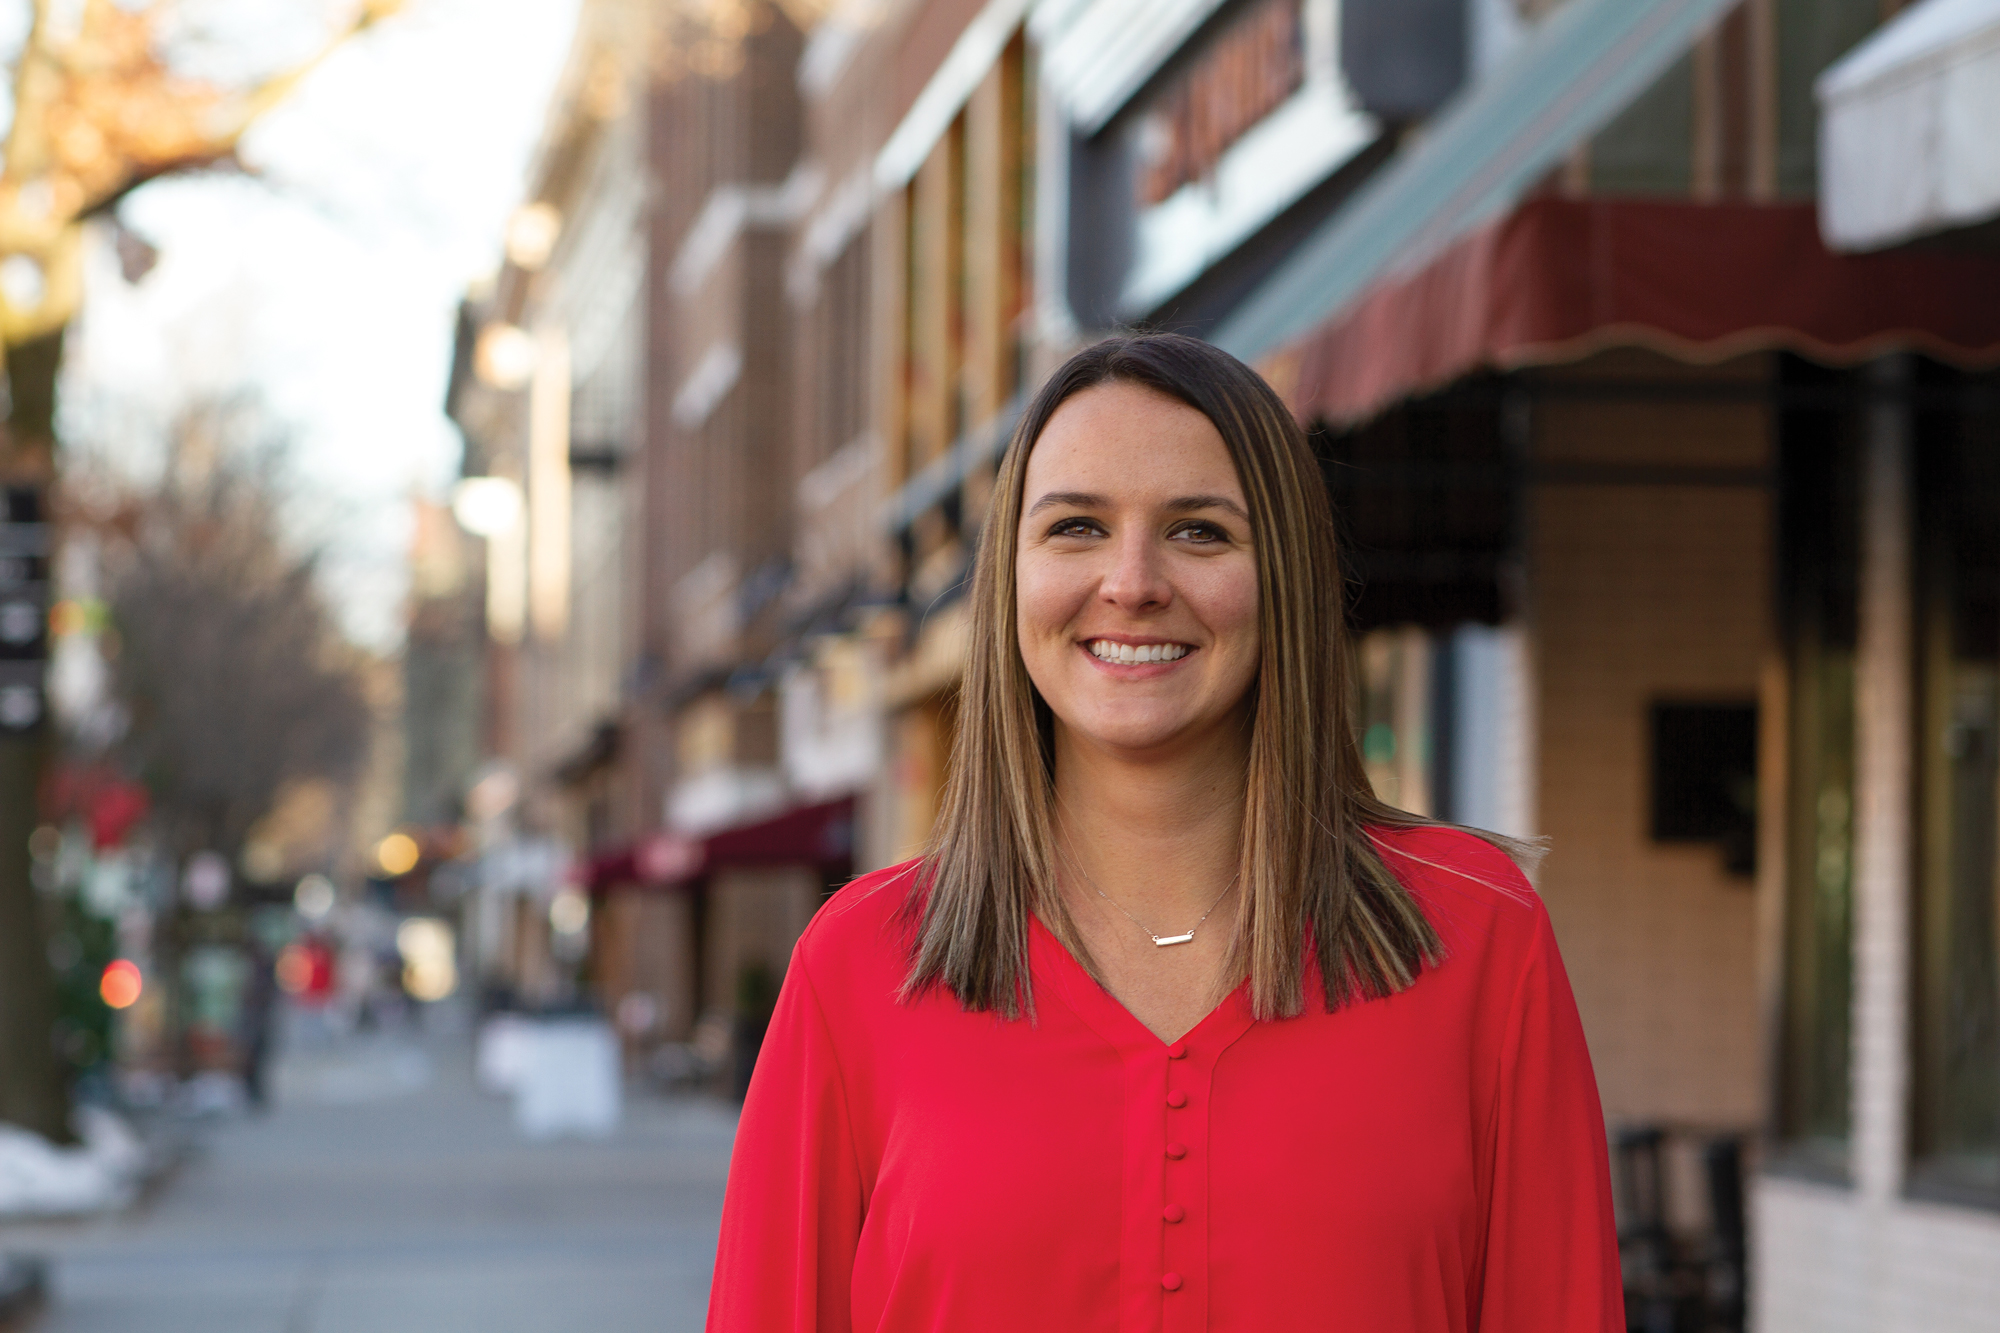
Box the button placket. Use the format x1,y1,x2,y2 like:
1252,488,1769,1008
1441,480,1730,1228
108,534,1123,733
1161,1089,1189,1224
1159,1020,1248,1333
1160,1043,1201,1326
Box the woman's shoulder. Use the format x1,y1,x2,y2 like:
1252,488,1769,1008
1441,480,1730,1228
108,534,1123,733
1365,822,1549,951
789,857,924,996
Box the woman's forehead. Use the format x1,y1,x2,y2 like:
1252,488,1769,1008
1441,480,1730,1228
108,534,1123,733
1025,382,1241,499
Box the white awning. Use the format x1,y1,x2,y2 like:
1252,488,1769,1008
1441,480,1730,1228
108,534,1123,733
1818,0,2000,252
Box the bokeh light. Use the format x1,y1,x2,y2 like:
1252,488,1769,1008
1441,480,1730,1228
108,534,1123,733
27,824,61,862
549,888,589,935
473,322,537,389
451,475,524,538
275,943,315,995
396,917,457,1002
100,959,143,1010
294,873,337,920
503,201,562,271
375,831,421,876
48,599,87,636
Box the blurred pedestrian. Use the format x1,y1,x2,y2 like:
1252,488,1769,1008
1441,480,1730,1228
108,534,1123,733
708,335,1622,1331
239,940,277,1111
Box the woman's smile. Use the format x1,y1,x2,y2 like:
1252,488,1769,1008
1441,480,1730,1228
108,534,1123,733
1081,637,1194,668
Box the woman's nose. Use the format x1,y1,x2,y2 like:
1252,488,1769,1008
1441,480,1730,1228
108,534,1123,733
1098,531,1172,612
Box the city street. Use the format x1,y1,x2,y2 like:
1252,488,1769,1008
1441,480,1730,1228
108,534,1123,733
0,1018,734,1333
0,2,1996,1329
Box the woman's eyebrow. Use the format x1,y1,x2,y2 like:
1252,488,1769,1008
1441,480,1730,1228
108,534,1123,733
1164,494,1249,521
1025,490,1250,520
1025,490,1107,516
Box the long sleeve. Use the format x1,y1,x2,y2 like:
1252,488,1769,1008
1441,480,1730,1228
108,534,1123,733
1475,905,1624,1333
706,951,865,1333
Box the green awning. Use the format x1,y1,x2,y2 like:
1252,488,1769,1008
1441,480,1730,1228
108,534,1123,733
1211,0,1740,364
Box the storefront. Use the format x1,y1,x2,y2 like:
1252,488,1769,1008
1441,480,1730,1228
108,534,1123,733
1209,1,2000,1325
583,796,856,1064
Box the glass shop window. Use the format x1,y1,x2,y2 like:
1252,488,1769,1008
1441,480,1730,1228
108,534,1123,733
1358,627,1434,818
1910,378,2000,1206
1772,359,1859,1179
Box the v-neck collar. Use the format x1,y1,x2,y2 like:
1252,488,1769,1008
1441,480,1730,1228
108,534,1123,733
1028,913,1256,1057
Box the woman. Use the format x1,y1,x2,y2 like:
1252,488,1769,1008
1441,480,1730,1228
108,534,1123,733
707,334,1621,1332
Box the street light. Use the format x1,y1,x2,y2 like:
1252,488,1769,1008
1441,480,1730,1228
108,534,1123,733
504,202,562,271
473,322,537,390
450,474,520,536
451,476,523,538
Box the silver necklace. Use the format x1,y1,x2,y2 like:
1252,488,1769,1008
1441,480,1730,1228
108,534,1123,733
1067,854,1239,947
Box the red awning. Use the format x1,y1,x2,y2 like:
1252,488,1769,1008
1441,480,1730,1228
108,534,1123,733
1262,197,2000,427
583,796,857,892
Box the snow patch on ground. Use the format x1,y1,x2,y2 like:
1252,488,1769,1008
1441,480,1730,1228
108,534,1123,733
0,1106,148,1218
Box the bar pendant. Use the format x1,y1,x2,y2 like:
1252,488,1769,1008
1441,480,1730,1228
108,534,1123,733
1152,932,1196,946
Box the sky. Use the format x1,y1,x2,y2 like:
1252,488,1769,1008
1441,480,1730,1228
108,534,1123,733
58,0,583,651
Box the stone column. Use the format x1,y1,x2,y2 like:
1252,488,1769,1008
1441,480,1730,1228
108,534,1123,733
1850,354,1913,1209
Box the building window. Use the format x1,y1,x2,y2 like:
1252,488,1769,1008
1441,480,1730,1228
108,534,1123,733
1650,702,1758,877
1910,369,2000,1206
817,230,870,460
1773,359,1859,1177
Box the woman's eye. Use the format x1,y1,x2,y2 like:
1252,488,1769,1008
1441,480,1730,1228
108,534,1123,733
1047,517,1102,538
1171,522,1227,544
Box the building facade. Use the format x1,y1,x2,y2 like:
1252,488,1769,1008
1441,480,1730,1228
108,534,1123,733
444,0,654,1013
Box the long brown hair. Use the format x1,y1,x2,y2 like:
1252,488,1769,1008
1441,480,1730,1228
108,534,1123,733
903,333,1479,1021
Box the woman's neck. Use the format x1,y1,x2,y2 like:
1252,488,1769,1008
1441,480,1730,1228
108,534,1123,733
1052,720,1248,922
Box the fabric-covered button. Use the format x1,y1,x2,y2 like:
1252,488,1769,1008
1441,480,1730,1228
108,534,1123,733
1163,1204,1186,1223
1161,1273,1183,1292
1166,1091,1188,1108
1166,1042,1188,1059
1165,1142,1187,1159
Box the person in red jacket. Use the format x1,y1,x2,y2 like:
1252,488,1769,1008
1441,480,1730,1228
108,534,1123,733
708,333,1622,1332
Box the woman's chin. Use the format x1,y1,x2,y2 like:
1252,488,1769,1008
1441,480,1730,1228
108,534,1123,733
1062,708,1225,759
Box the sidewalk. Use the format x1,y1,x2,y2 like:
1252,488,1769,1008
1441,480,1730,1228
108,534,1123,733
0,1018,737,1333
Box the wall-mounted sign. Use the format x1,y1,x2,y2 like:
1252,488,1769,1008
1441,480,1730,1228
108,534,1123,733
1136,0,1304,207
0,486,49,732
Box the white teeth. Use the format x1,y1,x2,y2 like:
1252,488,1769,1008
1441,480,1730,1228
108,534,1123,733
1089,640,1188,664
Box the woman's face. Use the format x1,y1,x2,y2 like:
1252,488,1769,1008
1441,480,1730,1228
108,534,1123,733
1015,380,1261,762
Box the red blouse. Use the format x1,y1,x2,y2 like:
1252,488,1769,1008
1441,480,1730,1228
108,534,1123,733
706,825,1622,1333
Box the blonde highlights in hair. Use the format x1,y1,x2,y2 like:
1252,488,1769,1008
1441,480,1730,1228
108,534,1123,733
903,333,1460,1021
